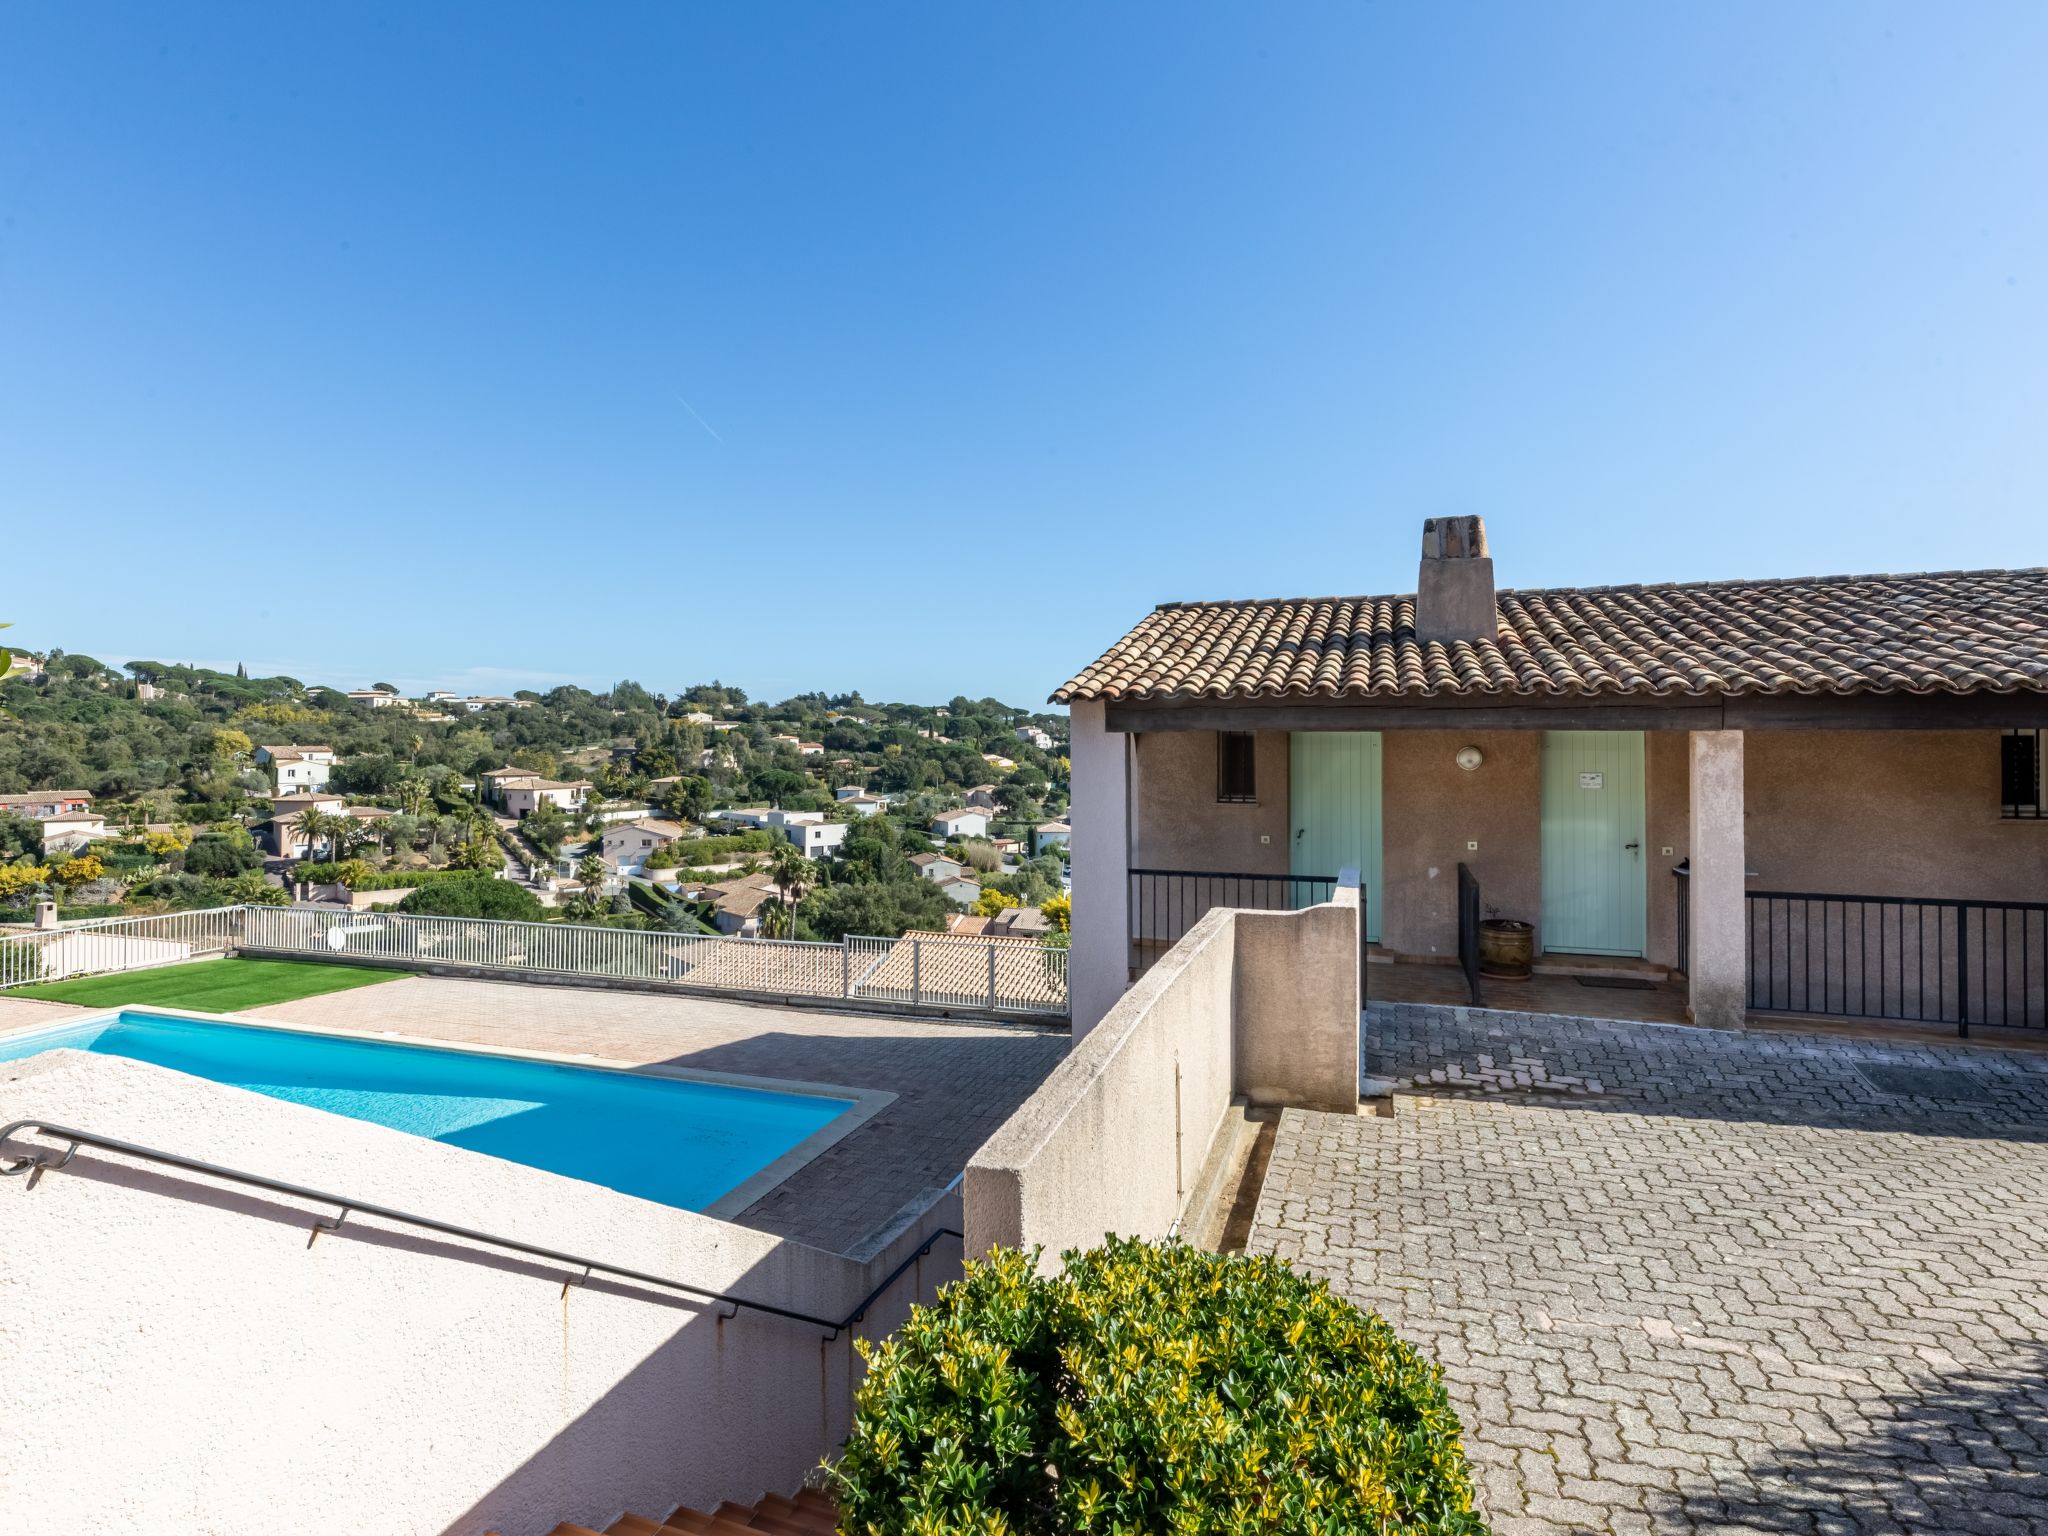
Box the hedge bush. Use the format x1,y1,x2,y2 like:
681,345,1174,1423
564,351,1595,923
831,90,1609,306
292,861,476,891
833,1237,1489,1535
394,876,544,922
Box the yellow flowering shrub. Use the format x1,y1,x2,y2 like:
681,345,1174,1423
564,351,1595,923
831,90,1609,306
834,1238,1488,1534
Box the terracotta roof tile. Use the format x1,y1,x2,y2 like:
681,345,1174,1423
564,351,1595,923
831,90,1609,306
1052,568,2048,703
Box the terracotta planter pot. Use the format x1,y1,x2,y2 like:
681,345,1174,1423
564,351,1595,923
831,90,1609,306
1478,918,1535,980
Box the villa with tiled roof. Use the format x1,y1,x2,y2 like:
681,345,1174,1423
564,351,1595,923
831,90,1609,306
1061,518,2048,1036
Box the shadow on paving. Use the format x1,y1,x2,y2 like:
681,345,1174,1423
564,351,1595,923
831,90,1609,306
1664,1339,2048,1535
650,1026,1066,1257
1366,1005,2048,1143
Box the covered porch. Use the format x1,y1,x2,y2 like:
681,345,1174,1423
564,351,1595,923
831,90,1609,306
1091,712,2047,1038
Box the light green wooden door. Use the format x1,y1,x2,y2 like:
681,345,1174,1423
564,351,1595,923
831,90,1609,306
1540,731,1646,956
1289,732,1382,942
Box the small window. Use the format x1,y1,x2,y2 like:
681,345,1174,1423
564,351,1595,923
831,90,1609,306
2002,729,2043,819
1217,731,1257,803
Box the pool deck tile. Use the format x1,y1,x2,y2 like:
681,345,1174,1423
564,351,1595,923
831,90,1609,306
236,975,1068,1256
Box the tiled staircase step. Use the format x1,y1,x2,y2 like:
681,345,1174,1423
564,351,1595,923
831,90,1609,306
743,1509,827,1536
608,1516,668,1536
659,1510,758,1536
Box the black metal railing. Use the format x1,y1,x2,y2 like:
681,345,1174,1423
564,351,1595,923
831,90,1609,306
1129,868,1337,978
1746,891,2048,1035
0,1118,959,1338
1673,863,1690,977
1456,862,1483,1007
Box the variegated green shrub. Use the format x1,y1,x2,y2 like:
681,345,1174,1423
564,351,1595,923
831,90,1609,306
833,1236,1490,1535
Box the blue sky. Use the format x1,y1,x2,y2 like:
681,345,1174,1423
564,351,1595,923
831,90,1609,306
3,3,2045,706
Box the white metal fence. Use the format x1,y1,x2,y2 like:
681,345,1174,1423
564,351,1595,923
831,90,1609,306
233,906,1068,1016
0,908,247,990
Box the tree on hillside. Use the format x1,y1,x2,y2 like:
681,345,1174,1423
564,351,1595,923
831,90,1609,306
397,776,432,818
802,878,953,941
396,877,543,922
767,842,819,912
184,833,261,879
0,813,42,862
291,806,335,863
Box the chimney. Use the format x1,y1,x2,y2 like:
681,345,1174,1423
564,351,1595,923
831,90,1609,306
1415,516,1497,646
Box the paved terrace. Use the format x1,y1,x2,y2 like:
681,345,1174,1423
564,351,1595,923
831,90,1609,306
1253,1002,2048,1536
3,977,1067,1258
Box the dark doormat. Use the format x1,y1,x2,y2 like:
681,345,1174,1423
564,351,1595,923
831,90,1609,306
1575,975,1660,991
1854,1065,1993,1102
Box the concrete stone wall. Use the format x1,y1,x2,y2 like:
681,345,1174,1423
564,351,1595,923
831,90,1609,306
1132,730,1290,874
1232,886,1363,1113
966,887,1359,1265
1378,731,1542,958
0,1049,956,1536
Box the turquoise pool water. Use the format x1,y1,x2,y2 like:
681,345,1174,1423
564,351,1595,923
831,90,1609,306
0,1010,852,1211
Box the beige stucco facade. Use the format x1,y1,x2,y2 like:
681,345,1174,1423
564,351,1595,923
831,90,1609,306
1081,718,2048,1032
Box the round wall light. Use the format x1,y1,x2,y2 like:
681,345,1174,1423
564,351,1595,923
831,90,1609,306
1455,745,1484,772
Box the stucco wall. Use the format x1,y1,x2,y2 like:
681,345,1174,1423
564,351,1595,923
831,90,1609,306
1644,731,1692,969
1378,731,1542,957
1068,700,1131,1035
966,887,1359,1266
1744,731,2047,902
1131,730,1290,875
967,908,1238,1266
1231,887,1362,1112
0,1049,955,1536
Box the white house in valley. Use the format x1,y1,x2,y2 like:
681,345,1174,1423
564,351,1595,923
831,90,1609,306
501,779,593,817
935,872,982,906
39,811,112,853
930,807,992,840
255,744,335,795
601,818,688,874
909,852,966,884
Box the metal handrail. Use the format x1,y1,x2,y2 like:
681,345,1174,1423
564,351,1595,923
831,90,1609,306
0,1118,960,1340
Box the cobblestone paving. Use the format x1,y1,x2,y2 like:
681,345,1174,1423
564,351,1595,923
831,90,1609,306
1252,1004,2048,1535
240,976,1069,1257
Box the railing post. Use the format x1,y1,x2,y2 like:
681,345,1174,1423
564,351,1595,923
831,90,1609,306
841,941,850,998
988,943,998,1011
912,940,922,1005
1957,903,1970,1039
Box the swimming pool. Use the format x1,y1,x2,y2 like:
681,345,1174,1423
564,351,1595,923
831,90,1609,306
0,1010,861,1213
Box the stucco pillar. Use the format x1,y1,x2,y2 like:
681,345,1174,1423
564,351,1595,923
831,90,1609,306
1068,699,1132,1037
1688,730,1747,1029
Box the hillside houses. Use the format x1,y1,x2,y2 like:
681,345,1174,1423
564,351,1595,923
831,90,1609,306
254,744,335,794
39,810,112,853
0,789,94,821
479,766,591,816
600,818,687,874
930,807,992,840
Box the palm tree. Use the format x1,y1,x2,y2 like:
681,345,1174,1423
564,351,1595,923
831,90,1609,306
766,841,818,933
397,776,431,819
292,806,333,862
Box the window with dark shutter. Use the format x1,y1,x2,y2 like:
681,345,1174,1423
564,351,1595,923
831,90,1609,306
1217,731,1257,803
2002,729,2043,819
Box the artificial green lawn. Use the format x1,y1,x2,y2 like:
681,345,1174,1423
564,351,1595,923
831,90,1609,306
11,957,403,1012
